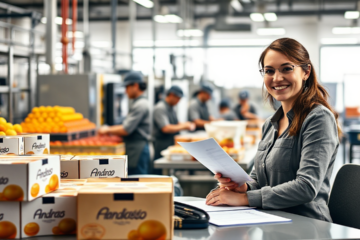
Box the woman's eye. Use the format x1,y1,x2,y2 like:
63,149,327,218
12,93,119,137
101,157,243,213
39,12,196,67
282,67,293,72
265,69,275,74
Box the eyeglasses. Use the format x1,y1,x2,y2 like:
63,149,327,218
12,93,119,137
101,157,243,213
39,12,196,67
259,64,303,77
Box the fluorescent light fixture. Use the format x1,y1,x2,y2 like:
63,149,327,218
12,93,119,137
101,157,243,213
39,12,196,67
250,13,264,22
231,0,242,12
321,38,358,44
257,28,285,35
154,14,182,23
344,11,359,19
208,39,272,46
134,40,200,47
177,29,203,37
332,27,360,34
133,0,153,8
153,15,167,23
242,0,251,3
165,14,183,23
41,17,72,25
264,13,277,21
67,31,84,38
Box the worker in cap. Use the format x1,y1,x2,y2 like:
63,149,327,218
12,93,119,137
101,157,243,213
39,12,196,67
219,99,238,121
233,90,258,120
152,86,195,170
99,71,150,174
188,84,215,131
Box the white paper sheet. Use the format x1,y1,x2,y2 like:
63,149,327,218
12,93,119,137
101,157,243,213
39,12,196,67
175,200,253,212
178,138,252,185
209,210,292,227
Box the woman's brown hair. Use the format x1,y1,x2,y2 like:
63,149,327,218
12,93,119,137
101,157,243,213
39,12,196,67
259,38,342,138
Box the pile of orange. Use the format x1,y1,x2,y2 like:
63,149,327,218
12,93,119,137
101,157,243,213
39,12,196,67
0,117,23,136
21,106,96,134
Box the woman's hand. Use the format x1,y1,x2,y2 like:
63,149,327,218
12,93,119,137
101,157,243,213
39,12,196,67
214,173,248,193
98,126,109,136
206,188,249,206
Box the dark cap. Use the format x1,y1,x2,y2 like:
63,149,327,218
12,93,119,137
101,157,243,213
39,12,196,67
167,85,184,98
123,71,144,86
219,99,230,108
199,84,213,95
239,90,249,100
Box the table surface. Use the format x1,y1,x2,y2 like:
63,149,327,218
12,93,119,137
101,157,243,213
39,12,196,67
37,197,360,240
154,143,258,172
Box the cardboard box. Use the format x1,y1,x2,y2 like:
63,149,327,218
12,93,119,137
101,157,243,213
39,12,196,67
23,134,50,155
77,178,173,240
60,155,79,179
0,136,24,155
78,155,127,179
0,202,21,239
20,183,82,238
0,155,60,201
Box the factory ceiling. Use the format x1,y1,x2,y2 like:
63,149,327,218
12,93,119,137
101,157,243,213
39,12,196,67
0,0,359,21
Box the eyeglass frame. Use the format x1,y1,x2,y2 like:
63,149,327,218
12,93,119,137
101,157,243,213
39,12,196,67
259,64,308,77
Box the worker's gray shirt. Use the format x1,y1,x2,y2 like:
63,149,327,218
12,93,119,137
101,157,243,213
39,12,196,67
246,104,339,222
188,98,210,122
153,100,179,139
220,110,238,121
122,96,150,141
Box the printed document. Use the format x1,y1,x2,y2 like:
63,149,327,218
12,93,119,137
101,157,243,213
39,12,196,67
209,210,292,226
178,138,252,185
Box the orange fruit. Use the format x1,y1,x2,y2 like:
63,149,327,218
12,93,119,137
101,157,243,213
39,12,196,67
0,221,17,239
0,117,7,125
13,124,22,134
24,222,39,236
39,106,46,112
32,107,39,113
6,123,14,130
0,131,5,136
5,129,17,136
0,124,6,132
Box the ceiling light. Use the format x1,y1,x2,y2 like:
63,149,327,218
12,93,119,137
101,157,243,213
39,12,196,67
264,13,277,21
344,11,359,19
208,39,272,46
332,27,360,34
321,38,358,44
41,17,72,25
154,14,182,23
231,0,243,12
257,28,285,35
165,14,183,23
250,13,264,22
177,29,203,37
242,0,251,2
153,15,167,23
133,0,153,8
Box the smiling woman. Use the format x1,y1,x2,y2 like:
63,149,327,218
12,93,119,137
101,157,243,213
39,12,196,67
206,38,342,222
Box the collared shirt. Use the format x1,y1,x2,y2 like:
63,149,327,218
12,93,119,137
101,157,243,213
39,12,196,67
219,109,238,121
246,104,339,222
188,98,210,130
153,100,179,139
233,103,257,120
123,95,150,142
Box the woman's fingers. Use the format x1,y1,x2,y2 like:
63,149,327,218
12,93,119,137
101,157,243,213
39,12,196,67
218,182,238,188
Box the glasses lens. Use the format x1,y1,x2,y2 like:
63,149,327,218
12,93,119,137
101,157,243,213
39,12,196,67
280,66,294,74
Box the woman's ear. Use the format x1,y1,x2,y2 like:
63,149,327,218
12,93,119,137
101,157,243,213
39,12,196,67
304,64,311,80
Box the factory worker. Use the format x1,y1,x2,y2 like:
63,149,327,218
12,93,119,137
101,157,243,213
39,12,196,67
153,86,195,162
219,99,238,121
233,90,258,120
207,38,341,222
188,84,215,131
98,71,150,175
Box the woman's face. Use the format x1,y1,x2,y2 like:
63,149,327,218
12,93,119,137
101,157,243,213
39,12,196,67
263,50,310,107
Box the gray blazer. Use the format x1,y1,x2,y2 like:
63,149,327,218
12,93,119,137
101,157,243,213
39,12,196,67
246,104,339,222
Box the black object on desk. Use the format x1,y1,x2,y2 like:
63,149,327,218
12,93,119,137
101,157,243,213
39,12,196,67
174,202,209,229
